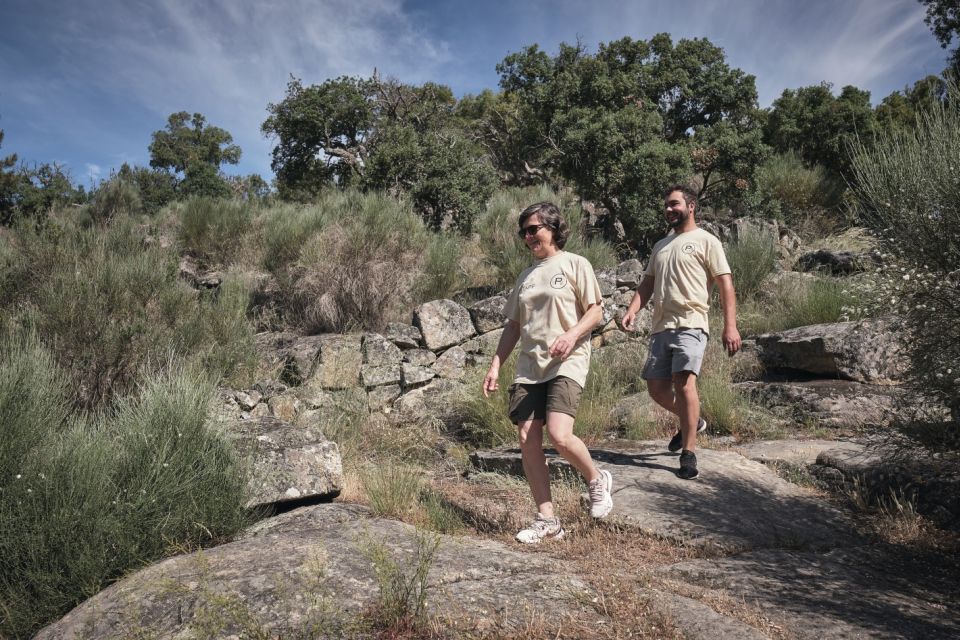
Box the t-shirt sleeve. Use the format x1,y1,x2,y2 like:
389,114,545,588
705,236,732,279
503,274,523,323
575,256,604,310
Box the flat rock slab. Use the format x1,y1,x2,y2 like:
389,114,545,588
733,439,863,466
735,379,905,428
471,444,859,551
37,504,598,639
660,545,960,639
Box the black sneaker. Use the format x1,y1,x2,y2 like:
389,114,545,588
667,417,707,453
678,450,699,480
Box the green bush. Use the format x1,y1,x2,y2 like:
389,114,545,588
178,197,257,263
1,218,256,408
740,276,859,335
362,462,423,519
359,530,440,633
725,230,778,302
750,152,842,222
850,82,960,416
89,177,144,222
0,347,249,639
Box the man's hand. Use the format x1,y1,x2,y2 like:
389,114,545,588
722,326,742,356
549,331,578,359
482,365,499,397
621,309,637,332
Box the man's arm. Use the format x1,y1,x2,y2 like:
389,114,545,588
621,275,654,331
549,302,603,359
482,319,522,397
714,273,741,356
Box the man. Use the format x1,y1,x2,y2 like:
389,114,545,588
621,185,741,479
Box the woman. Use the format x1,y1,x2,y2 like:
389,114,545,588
482,201,613,543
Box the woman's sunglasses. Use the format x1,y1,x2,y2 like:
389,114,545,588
518,223,548,238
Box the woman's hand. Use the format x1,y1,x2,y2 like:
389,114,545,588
482,365,500,397
549,331,578,360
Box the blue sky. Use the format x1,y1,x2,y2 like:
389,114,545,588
0,0,949,186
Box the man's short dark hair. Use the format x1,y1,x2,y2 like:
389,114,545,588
519,201,569,249
663,184,699,213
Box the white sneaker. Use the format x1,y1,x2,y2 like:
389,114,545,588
515,514,565,544
588,469,613,519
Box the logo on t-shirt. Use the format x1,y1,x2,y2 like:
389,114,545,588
550,273,568,289
681,242,696,255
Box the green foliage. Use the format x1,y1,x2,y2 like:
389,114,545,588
264,76,497,230
748,151,842,223
362,462,423,519
149,111,241,175
1,218,256,408
741,276,858,335
920,0,960,72
89,176,143,222
724,229,779,301
116,163,178,214
577,342,648,442
850,80,960,408
0,346,249,639
0,129,18,222
178,196,257,263
763,82,876,181
496,35,767,247
359,530,440,633
0,161,86,225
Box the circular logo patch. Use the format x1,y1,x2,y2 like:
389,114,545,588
681,243,696,255
550,273,568,289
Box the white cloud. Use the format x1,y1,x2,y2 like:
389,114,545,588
85,163,102,182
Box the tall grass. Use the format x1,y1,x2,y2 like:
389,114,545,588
725,230,778,302
1,218,256,408
741,276,857,335
0,341,250,639
178,197,258,264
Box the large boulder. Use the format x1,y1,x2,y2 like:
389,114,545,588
36,504,597,639
394,378,467,421
225,416,342,509
384,322,422,349
755,319,907,384
733,380,906,429
302,334,363,391
362,332,404,366
467,296,507,334
796,249,872,275
616,259,645,288
413,299,476,351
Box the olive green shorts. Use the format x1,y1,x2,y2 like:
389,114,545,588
508,376,583,423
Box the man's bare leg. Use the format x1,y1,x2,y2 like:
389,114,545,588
672,372,700,452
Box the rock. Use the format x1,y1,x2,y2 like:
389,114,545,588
267,394,301,422
36,504,598,640
235,390,262,411
432,346,467,380
595,269,617,296
608,392,658,433
727,217,779,246
467,296,507,334
281,334,325,383
394,378,466,421
659,545,960,639
384,322,422,349
755,319,908,384
413,299,476,351
362,333,404,366
360,364,402,388
616,259,645,288
610,288,636,307
797,249,872,275
225,417,342,509
402,362,436,388
367,384,401,411
303,334,363,391
470,444,859,551
600,328,631,346
403,348,438,366
254,331,298,379
733,380,906,429
461,329,503,356
734,439,862,467
297,387,368,421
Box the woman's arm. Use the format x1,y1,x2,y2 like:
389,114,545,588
482,319,522,397
549,302,603,359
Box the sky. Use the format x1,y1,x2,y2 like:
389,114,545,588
0,0,950,186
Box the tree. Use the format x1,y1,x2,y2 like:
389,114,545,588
920,0,960,74
0,130,18,223
149,112,240,198
763,83,876,180
875,75,947,133
495,35,766,247
262,74,497,230
115,163,177,214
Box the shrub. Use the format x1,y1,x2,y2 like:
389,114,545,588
361,462,423,519
89,177,144,222
0,351,249,639
577,342,648,443
850,81,960,417
749,151,844,224
359,530,440,633
178,197,257,263
725,229,778,301
740,276,861,335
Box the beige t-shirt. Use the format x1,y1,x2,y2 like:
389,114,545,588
644,228,731,335
503,251,603,387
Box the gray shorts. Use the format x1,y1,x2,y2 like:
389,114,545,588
641,329,707,379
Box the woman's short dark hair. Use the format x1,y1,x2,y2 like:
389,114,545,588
519,201,569,249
